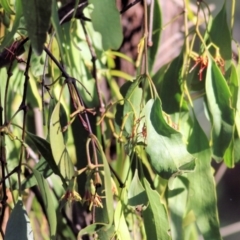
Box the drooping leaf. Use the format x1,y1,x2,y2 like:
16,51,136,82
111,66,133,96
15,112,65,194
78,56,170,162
160,54,188,114
205,57,235,160
5,198,34,240
207,2,232,72
21,0,52,55
128,169,148,206
49,101,74,180
0,0,22,50
32,169,57,239
145,99,195,179
0,0,15,15
78,223,109,237
187,114,222,240
27,131,67,187
148,0,162,73
142,178,171,240
114,201,131,240
89,0,123,50
168,176,189,240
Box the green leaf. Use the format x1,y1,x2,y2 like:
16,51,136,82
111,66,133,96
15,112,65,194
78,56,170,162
21,0,52,55
89,0,123,50
49,101,74,180
205,57,235,160
145,99,195,179
128,169,148,206
160,54,188,114
168,176,189,240
114,201,131,240
142,178,171,240
148,0,161,73
27,131,67,186
78,223,109,237
0,0,22,50
5,198,34,240
32,169,57,239
187,114,222,240
0,0,15,15
207,2,232,72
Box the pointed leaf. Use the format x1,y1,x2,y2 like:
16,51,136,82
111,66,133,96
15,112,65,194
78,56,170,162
187,115,222,240
32,169,57,239
145,99,195,179
128,169,148,206
5,199,34,240
160,54,188,114
142,178,171,240
0,0,22,50
205,57,235,160
21,0,52,55
89,0,123,50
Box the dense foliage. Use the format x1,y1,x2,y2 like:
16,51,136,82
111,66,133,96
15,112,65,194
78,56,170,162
0,0,239,239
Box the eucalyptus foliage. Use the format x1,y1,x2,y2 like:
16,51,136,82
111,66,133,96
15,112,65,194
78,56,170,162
0,0,239,239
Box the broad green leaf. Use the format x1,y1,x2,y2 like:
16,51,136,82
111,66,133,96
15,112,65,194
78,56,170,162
89,0,123,50
5,198,34,240
128,169,148,206
160,54,188,114
0,0,22,50
114,201,131,240
32,169,57,239
21,0,52,55
207,2,232,72
143,178,170,240
168,176,189,240
148,0,161,73
187,114,222,240
145,99,195,179
205,57,235,160
0,0,15,15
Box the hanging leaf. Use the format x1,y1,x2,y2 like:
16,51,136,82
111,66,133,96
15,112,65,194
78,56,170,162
207,2,232,72
0,0,15,15
168,176,189,240
21,0,52,55
148,0,162,73
128,169,148,206
187,115,222,240
142,178,171,240
49,101,74,180
5,198,34,240
27,131,67,186
0,0,22,51
32,169,57,239
205,57,235,160
145,99,195,179
160,54,188,114
89,0,123,50
114,201,132,240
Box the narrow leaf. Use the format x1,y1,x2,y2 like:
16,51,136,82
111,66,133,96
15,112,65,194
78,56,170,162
143,178,171,240
205,57,235,160
21,0,52,55
5,199,34,240
32,169,57,239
